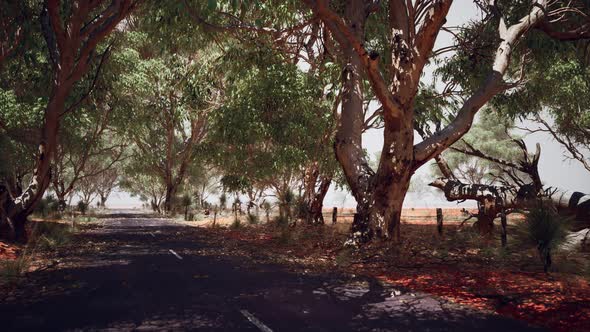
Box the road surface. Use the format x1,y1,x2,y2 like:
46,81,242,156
0,211,545,331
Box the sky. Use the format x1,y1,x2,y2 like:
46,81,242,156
103,2,589,209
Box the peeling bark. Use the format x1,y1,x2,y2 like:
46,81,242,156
304,0,549,245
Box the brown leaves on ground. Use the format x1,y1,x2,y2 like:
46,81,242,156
0,241,18,260
203,219,590,332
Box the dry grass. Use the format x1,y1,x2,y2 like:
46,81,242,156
200,214,590,332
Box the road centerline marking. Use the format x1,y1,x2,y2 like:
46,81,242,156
168,249,183,260
240,309,273,332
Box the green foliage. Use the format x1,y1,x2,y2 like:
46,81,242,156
521,205,568,249
273,215,289,227
77,201,89,215
0,256,30,283
517,204,569,272
261,201,272,213
32,222,73,251
433,111,524,185
436,10,590,147
294,195,308,220
210,45,336,196
219,192,227,211
230,218,242,229
180,193,192,209
247,213,259,225
33,195,60,218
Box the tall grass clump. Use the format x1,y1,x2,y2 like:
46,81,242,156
518,203,568,272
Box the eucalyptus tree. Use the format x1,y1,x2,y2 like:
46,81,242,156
433,111,524,186
51,98,125,209
0,0,138,239
0,0,30,66
114,28,219,213
430,1,590,226
294,0,590,245
183,162,220,209
429,111,533,233
210,45,336,222
119,169,166,213
92,167,119,207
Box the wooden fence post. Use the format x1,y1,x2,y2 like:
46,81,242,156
436,208,443,236
332,207,338,225
501,210,507,247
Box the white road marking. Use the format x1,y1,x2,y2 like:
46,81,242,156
240,309,273,332
150,232,156,238
168,249,183,260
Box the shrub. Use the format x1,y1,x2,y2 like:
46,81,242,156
34,198,49,218
76,201,88,215
32,222,73,250
0,256,30,283
180,193,192,220
34,194,60,218
219,193,227,211
230,218,242,229
518,204,568,272
294,196,309,220
273,215,289,227
261,201,272,223
247,213,259,225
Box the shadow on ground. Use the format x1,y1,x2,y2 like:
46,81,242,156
0,214,546,331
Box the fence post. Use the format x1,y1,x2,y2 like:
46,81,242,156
436,208,443,236
332,207,338,225
501,210,507,247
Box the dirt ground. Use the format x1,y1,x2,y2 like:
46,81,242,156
199,209,589,332
0,211,545,331
1,209,588,331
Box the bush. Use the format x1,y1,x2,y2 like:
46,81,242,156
273,215,289,227
219,193,227,211
261,201,272,222
77,201,88,215
247,213,259,225
0,256,30,283
518,204,568,272
230,218,242,229
31,222,73,250
180,193,192,220
294,196,309,220
34,198,49,218
34,195,60,218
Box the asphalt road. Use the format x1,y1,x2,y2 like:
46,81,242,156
0,211,546,331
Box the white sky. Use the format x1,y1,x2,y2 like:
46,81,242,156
103,2,589,209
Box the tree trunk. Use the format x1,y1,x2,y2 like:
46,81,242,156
56,193,67,212
2,86,67,241
9,212,28,243
333,1,377,245
437,208,444,236
332,207,337,225
372,173,412,241
164,184,178,214
500,210,507,247
474,201,496,236
305,175,331,225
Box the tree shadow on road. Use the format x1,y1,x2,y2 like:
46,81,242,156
0,224,546,331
